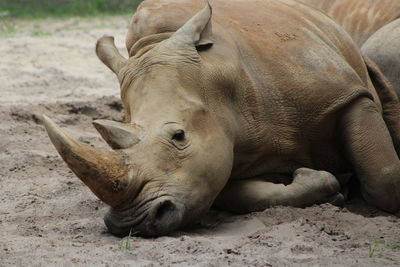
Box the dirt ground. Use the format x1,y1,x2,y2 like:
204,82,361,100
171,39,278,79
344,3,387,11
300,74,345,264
1,16,399,267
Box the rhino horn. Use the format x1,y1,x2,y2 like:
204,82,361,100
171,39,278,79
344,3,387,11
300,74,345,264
93,119,140,149
96,35,127,75
172,3,213,48
42,115,130,207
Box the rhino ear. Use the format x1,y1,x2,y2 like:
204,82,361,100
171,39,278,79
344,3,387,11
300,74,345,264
93,120,140,149
96,36,127,75
173,3,213,49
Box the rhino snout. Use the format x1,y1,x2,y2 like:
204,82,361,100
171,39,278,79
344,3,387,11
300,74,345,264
145,199,183,235
104,198,184,237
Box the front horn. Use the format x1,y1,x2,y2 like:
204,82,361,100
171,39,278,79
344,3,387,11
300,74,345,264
42,115,130,207
96,35,127,75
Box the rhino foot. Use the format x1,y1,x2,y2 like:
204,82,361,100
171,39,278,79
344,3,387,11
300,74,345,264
291,168,343,206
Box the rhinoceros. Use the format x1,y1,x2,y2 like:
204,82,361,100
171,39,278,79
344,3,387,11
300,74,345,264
43,0,400,237
296,0,400,46
361,19,400,97
297,0,400,95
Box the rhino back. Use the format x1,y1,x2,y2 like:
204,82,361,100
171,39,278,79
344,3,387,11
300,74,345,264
127,0,375,109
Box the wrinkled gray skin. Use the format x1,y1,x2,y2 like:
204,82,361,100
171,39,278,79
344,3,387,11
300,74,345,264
43,0,400,237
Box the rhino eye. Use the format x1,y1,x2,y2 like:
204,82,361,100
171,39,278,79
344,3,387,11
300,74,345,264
172,130,185,141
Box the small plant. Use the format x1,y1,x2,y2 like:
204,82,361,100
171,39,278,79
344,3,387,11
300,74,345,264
369,238,400,258
368,239,378,257
33,30,51,36
0,10,16,36
383,240,399,250
121,228,135,251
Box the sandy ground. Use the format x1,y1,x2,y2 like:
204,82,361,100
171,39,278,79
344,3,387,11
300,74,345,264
1,16,399,266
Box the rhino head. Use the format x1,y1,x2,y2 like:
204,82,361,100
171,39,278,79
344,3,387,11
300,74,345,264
43,4,234,237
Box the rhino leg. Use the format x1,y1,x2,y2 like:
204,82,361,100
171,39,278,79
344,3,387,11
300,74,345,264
214,168,343,213
341,97,400,213
363,55,400,156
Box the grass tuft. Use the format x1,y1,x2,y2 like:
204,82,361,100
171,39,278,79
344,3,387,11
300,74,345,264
0,10,15,35
121,228,136,251
0,0,143,18
368,239,378,257
369,238,400,259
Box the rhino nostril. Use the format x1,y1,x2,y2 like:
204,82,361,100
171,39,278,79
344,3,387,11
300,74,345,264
155,200,176,222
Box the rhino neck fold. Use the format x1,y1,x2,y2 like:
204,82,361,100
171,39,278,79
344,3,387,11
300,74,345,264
129,32,174,58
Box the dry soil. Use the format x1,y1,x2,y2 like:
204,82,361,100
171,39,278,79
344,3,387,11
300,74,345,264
1,16,399,267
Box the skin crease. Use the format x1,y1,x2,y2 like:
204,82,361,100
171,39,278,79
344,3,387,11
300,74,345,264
44,0,400,237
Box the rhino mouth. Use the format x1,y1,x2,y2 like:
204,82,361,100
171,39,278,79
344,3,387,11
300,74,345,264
104,196,184,237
